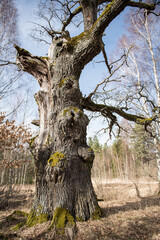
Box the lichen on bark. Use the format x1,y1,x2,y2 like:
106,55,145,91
48,152,66,167
62,107,83,118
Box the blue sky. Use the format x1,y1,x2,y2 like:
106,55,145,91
14,0,127,144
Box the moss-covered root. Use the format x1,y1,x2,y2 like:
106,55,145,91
12,209,49,230
7,210,28,220
49,207,75,234
7,210,29,231
26,210,48,228
12,221,26,231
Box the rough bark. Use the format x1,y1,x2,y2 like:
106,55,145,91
15,35,100,224
80,0,98,31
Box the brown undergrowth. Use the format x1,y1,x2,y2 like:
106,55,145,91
0,182,160,240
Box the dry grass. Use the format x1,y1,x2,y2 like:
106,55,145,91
0,181,160,240
93,178,158,200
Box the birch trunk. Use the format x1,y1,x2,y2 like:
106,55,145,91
145,13,160,190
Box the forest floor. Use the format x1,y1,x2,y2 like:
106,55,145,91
0,181,160,240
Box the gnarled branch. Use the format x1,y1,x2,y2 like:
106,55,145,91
0,59,16,66
128,1,155,10
82,97,157,125
92,0,156,38
14,44,49,85
62,0,156,33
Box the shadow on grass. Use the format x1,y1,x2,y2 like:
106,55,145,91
102,195,160,217
97,195,160,240
100,215,160,240
0,192,33,211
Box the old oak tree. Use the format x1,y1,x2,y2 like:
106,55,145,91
14,0,159,230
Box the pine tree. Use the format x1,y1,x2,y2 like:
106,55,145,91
131,124,154,165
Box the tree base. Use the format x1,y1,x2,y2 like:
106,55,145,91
48,207,76,237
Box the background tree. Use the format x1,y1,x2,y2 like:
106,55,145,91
0,0,20,99
116,6,160,187
131,124,154,163
14,0,159,231
0,0,38,125
88,135,102,153
0,112,32,195
91,122,156,188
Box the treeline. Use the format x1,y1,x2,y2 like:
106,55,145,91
0,113,34,195
0,113,157,196
89,122,157,183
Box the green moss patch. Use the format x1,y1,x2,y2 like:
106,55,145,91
67,32,85,47
26,210,48,228
66,1,115,50
91,1,115,33
49,207,75,231
41,56,49,60
12,210,28,217
48,152,65,167
88,147,93,152
91,206,102,220
67,31,92,49
136,117,153,124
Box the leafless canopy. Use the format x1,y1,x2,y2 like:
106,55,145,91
23,0,160,135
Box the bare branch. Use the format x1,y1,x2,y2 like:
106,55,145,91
82,97,157,126
62,5,82,31
0,59,16,66
101,40,112,74
5,97,25,118
87,46,132,100
127,1,155,10
29,21,62,38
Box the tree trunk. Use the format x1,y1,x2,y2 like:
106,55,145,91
1,168,5,185
15,34,102,227
32,63,99,224
33,68,99,220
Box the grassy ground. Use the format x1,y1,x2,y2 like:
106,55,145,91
0,181,160,240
